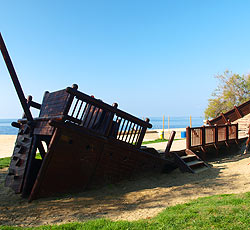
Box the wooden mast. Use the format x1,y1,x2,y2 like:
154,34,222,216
0,32,33,121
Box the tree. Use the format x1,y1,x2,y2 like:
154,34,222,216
204,70,250,119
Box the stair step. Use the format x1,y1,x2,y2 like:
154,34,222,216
186,160,204,167
181,155,196,160
173,149,210,174
193,166,209,173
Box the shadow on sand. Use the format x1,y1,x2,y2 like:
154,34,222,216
0,142,249,226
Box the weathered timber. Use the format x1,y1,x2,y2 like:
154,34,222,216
28,120,173,201
4,84,175,200
0,32,175,200
0,33,33,121
208,99,250,125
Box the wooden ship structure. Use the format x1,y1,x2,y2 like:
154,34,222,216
0,33,176,201
206,100,250,126
172,100,250,174
1,33,249,201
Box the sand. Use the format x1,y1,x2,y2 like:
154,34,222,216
1,144,250,227
1,135,250,227
0,135,16,158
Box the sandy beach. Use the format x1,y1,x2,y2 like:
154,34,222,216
0,143,250,226
0,131,250,227
0,135,16,158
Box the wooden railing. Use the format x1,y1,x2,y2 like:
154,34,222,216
65,87,152,148
186,124,238,149
207,99,250,125
17,86,152,148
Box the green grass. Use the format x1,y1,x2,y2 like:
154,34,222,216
35,152,42,160
142,138,181,145
1,192,250,229
0,154,42,170
0,157,11,169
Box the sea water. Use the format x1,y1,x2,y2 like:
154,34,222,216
0,119,18,135
0,117,204,135
149,116,204,129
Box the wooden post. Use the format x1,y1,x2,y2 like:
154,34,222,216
64,84,78,117
136,118,150,147
236,123,239,141
207,120,212,126
186,126,191,149
234,105,243,119
225,124,229,148
201,126,206,148
165,131,176,156
162,115,165,139
22,95,33,119
215,124,218,144
221,112,227,123
214,124,219,155
105,103,118,137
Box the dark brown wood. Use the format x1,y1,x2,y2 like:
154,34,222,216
131,124,138,144
186,126,191,149
136,118,150,147
104,103,118,137
225,124,229,148
208,99,250,125
128,123,135,143
221,112,228,123
172,149,209,174
234,105,243,119
5,123,34,193
29,100,41,110
0,33,33,121
125,122,132,142
28,120,173,201
6,83,167,201
236,123,239,141
165,131,176,156
201,126,205,148
122,120,130,141
214,125,218,145
66,87,152,129
186,123,238,158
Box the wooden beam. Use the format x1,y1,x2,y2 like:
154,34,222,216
221,112,227,123
234,105,243,119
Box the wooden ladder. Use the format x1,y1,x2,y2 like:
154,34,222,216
173,149,209,173
5,123,34,193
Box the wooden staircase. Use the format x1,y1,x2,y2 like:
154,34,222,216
5,123,34,193
173,149,209,173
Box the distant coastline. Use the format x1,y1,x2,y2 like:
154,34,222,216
0,117,204,135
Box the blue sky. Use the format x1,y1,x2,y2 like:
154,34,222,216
1,0,250,119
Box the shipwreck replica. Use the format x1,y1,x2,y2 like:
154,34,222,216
0,33,175,201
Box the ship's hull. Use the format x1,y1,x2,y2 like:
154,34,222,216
28,121,175,201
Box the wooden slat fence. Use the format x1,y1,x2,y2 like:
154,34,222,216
186,124,238,149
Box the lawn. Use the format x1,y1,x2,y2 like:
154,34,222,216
0,157,11,169
142,138,181,145
1,192,250,229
